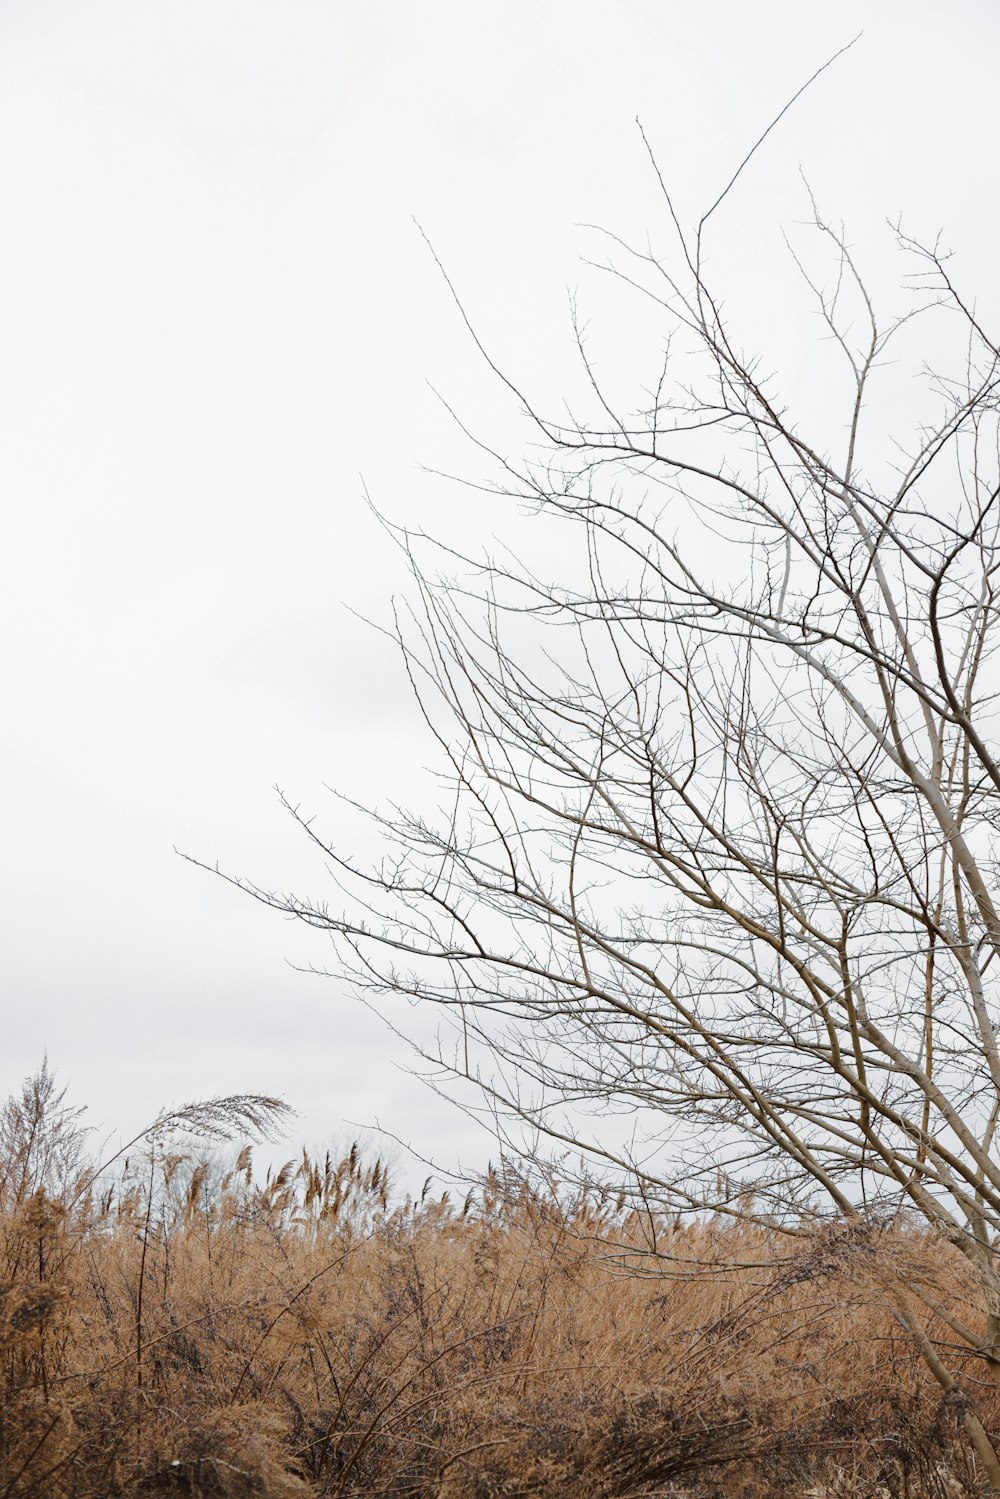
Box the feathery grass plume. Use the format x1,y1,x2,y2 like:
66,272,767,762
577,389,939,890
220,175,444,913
0,1059,89,1207
147,1093,292,1143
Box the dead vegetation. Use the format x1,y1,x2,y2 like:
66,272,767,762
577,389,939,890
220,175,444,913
0,1066,996,1498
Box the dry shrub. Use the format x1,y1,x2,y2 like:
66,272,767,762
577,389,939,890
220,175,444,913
0,1071,995,1497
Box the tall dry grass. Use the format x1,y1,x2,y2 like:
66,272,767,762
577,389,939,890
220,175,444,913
0,1067,994,1497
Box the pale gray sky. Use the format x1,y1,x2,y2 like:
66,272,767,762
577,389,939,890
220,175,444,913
2,1,997,1182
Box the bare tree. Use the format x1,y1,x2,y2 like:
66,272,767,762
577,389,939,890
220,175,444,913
201,102,1000,1479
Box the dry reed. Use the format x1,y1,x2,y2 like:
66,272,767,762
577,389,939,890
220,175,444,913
0,1066,994,1497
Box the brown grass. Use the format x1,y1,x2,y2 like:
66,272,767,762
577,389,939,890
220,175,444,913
0,1069,995,1497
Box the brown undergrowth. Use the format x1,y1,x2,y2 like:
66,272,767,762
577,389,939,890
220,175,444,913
0,1068,995,1497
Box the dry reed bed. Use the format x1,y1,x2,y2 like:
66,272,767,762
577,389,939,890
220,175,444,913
0,1088,994,1496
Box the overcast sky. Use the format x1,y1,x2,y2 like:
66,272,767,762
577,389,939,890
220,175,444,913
2,1,998,1185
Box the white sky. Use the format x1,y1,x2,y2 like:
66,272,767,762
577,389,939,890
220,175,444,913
2,0,998,1186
